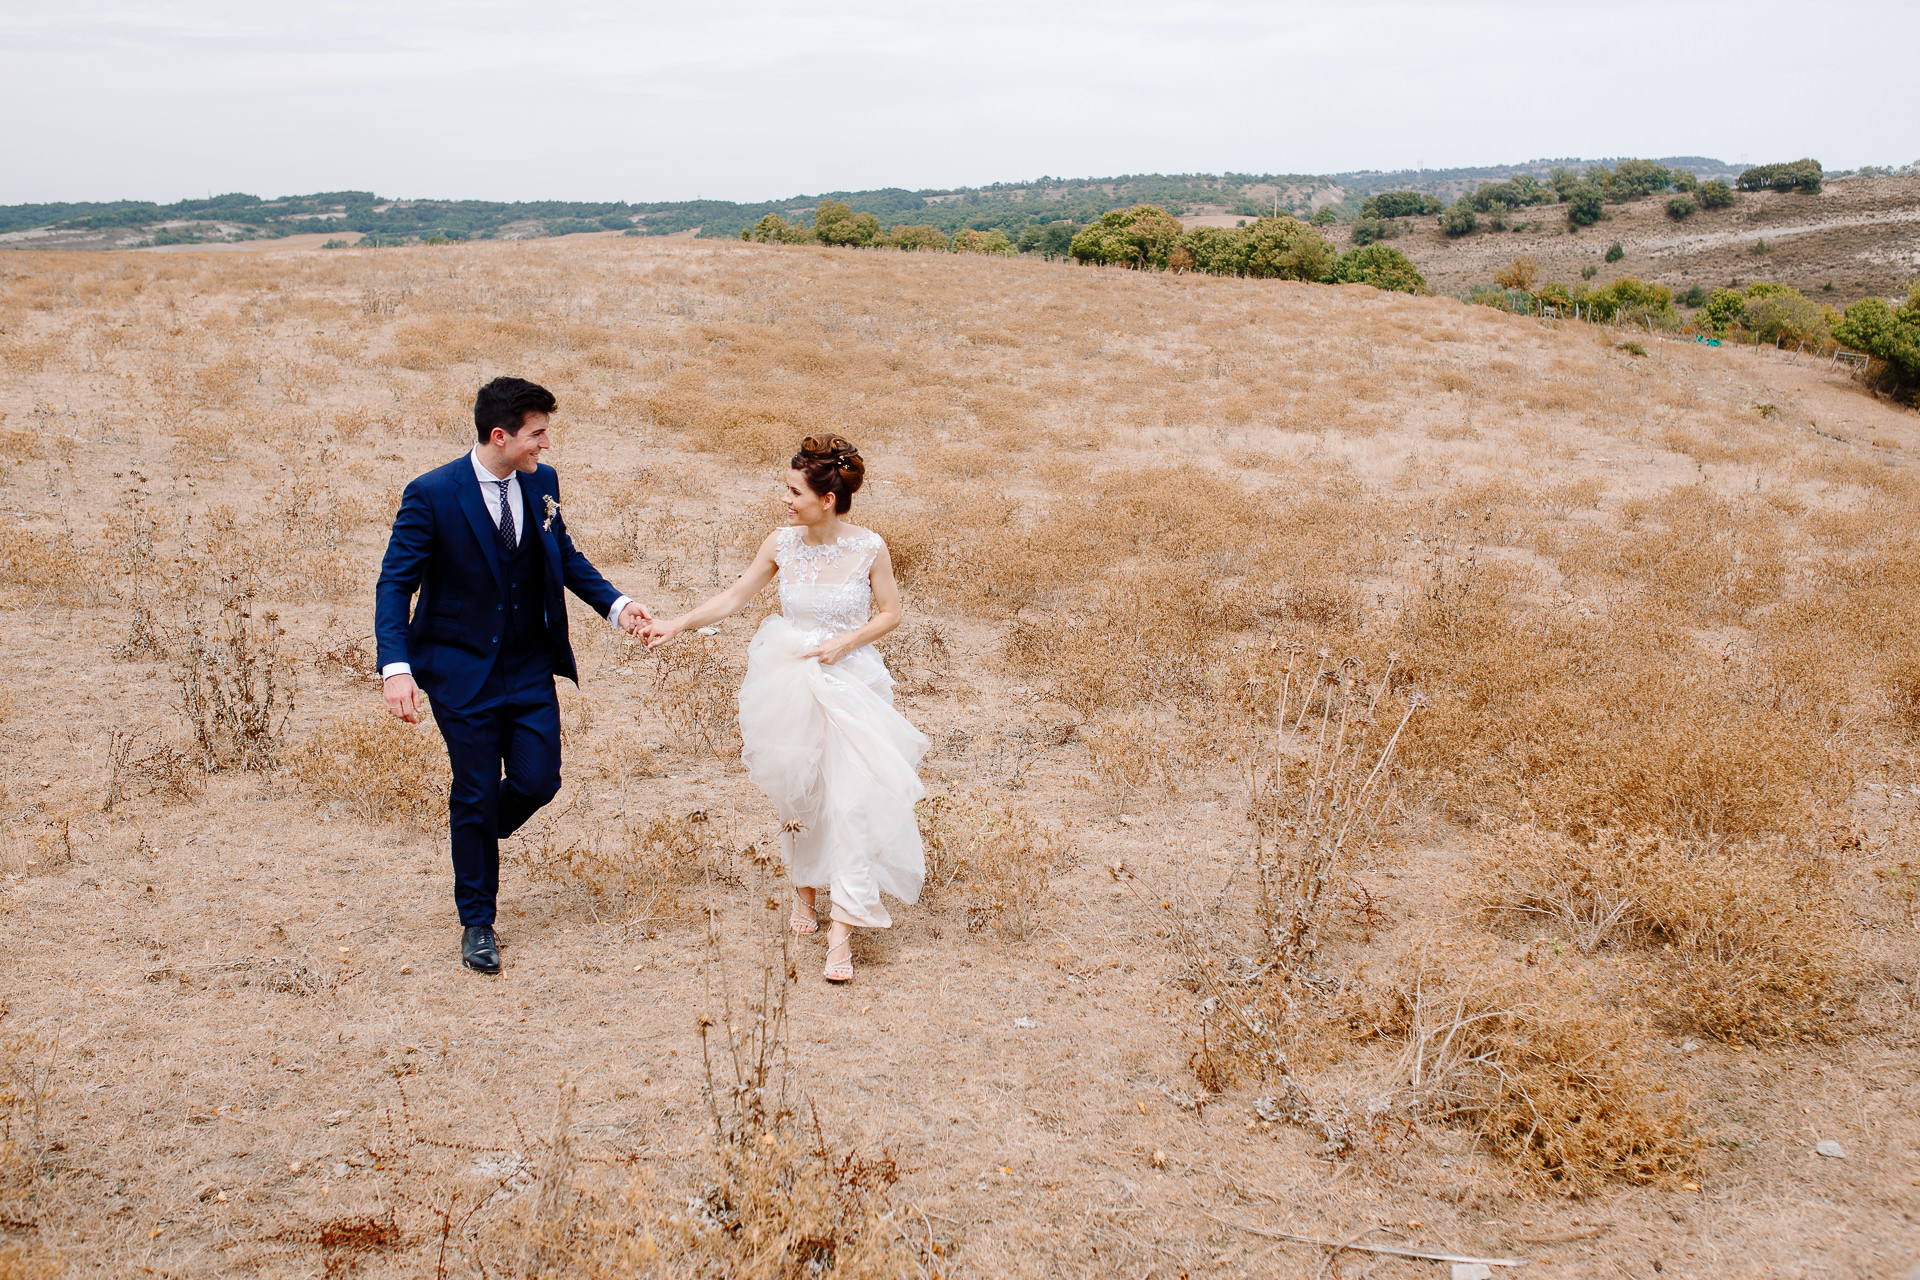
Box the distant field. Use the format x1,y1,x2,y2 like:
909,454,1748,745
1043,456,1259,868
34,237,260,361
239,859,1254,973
1,236,1916,1277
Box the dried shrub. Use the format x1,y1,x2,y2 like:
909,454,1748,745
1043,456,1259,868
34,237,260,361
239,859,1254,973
520,809,723,918
289,713,449,826
915,793,1069,940
1351,937,1699,1191
1249,649,1420,975
648,632,741,756
0,1035,61,1279
0,524,91,607
1468,825,1852,1040
174,587,296,774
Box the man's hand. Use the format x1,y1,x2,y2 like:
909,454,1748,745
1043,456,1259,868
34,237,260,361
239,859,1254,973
618,601,653,635
384,673,425,724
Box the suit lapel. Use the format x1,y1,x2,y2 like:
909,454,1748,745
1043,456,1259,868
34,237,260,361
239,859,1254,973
455,465,506,594
531,470,562,575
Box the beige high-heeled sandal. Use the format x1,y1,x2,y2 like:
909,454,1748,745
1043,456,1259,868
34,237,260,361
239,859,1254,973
823,927,853,983
789,896,818,937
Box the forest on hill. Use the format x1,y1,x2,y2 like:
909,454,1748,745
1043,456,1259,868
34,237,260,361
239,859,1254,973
0,157,1766,248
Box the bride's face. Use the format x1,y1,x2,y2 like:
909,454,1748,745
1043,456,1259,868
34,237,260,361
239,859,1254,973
784,469,835,526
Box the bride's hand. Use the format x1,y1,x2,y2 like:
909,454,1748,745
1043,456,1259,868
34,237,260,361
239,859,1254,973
645,619,685,650
802,633,857,665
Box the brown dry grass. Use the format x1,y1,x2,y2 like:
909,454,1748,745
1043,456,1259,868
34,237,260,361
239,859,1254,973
0,235,1915,1275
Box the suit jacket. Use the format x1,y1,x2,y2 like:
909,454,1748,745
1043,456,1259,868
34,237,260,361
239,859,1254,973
375,456,622,708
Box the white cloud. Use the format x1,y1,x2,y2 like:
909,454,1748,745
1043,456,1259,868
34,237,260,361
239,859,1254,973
1,0,1913,203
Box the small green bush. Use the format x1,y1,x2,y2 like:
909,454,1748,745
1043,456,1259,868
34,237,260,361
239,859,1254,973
1441,200,1478,237
1697,180,1735,210
1330,244,1427,294
813,201,880,246
1360,191,1444,219
1578,276,1677,326
1603,159,1674,201
1350,216,1394,246
1310,207,1338,226
744,213,816,244
1666,195,1697,220
1683,285,1707,308
1605,241,1625,263
1565,183,1606,227
1672,170,1699,193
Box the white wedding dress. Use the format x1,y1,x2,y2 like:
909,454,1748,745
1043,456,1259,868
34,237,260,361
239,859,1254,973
736,526,928,928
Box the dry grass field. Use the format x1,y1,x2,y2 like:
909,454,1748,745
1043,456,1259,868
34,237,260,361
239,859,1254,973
1,235,1917,1278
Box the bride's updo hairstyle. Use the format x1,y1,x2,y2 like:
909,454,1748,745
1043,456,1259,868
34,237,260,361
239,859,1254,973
791,434,865,513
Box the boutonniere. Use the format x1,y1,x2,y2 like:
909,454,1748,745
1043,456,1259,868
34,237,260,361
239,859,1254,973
542,495,560,532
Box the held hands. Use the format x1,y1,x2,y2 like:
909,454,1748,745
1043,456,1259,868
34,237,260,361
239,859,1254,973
383,673,424,724
617,601,654,635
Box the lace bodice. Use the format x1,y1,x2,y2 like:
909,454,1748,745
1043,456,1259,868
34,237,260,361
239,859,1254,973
774,526,883,639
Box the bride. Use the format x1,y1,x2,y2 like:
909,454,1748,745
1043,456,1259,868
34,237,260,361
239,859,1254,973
646,435,927,982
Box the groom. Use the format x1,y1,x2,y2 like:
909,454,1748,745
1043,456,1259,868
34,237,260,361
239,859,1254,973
375,376,650,974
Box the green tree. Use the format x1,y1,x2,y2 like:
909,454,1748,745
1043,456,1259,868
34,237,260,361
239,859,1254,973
1737,159,1824,194
1578,277,1677,325
888,224,948,251
1349,215,1395,246
1309,207,1338,226
1244,216,1335,280
1672,170,1699,192
952,227,1014,255
1068,203,1184,269
1700,288,1747,333
813,201,880,246
1666,195,1697,220
1565,183,1605,227
1014,222,1075,258
1440,200,1478,236
744,212,816,244
1604,159,1674,201
1360,192,1444,219
1682,284,1707,308
1330,244,1427,294
1740,285,1834,347
1831,286,1920,392
1178,225,1252,276
1698,180,1734,210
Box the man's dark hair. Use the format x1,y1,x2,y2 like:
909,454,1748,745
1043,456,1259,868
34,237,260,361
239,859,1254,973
474,377,557,444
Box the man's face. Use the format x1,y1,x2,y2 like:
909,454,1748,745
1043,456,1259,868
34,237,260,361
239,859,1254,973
492,411,551,473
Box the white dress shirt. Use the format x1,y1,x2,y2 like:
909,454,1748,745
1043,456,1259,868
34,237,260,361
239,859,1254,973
380,449,632,681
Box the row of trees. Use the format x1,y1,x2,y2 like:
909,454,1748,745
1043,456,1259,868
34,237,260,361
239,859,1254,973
1065,204,1426,292
1357,156,1811,239
740,203,1020,254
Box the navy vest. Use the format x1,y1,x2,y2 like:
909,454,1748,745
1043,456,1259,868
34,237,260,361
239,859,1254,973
501,518,549,655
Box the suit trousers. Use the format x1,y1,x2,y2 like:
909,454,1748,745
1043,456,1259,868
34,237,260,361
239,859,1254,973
429,648,562,927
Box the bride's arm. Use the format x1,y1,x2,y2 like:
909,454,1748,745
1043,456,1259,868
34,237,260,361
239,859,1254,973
645,532,779,649
803,541,904,665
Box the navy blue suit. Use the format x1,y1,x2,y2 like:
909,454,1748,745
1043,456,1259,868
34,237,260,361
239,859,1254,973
375,455,624,926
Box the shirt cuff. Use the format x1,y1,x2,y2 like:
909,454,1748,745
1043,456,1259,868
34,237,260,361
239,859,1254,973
607,596,632,628
381,663,413,680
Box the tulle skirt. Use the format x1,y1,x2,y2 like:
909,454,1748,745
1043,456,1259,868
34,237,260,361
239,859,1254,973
737,616,928,927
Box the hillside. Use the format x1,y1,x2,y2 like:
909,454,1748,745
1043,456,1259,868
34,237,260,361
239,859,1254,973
0,157,1765,250
1324,172,1920,309
0,234,1915,1277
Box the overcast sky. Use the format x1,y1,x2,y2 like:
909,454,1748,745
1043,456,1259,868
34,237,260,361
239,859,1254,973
3,0,1914,206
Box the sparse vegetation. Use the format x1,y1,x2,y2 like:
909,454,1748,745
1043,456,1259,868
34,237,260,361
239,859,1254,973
1739,158,1824,194
2,217,1912,1270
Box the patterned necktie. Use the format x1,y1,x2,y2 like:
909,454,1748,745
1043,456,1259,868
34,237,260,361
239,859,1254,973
493,479,515,550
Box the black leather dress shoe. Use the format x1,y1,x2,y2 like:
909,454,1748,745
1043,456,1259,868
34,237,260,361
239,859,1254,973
462,925,501,974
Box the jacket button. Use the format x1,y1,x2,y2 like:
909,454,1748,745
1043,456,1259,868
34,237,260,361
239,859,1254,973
491,636,498,644
496,604,502,612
